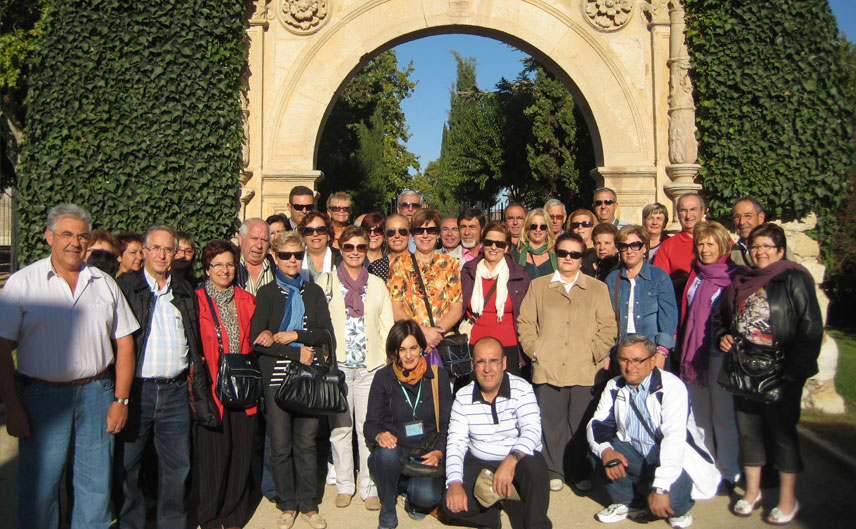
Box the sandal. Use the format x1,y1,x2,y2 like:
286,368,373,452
733,492,762,517
767,501,799,525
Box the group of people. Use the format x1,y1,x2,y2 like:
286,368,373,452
0,184,822,529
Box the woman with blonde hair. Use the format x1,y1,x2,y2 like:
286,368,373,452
515,207,557,280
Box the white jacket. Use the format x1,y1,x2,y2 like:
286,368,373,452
586,368,721,499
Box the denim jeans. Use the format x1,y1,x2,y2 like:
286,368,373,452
116,379,191,529
603,438,694,516
261,432,277,501
18,377,116,529
368,446,443,529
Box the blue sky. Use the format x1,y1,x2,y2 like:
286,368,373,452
393,1,855,172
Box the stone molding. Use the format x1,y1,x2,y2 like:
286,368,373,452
582,0,636,32
277,0,330,35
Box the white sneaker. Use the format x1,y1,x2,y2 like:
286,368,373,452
549,478,563,491
596,504,629,523
668,512,693,528
325,462,337,486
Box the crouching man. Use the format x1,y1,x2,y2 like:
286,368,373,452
442,337,551,529
587,335,720,528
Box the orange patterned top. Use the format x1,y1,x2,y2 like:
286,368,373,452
387,252,462,327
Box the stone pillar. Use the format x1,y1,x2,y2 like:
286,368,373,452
591,167,658,225
241,0,269,220
261,170,324,219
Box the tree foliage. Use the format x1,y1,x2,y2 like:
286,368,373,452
17,0,246,265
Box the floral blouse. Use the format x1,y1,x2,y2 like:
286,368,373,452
736,288,774,346
339,282,367,367
387,253,462,328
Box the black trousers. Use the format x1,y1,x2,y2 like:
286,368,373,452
441,452,552,529
734,380,804,473
534,384,595,483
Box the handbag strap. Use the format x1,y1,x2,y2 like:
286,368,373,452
431,365,440,433
411,252,436,327
627,393,661,442
203,290,225,359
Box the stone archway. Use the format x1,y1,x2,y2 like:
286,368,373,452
241,0,699,227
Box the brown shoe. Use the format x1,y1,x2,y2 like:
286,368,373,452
364,496,381,511
335,493,352,508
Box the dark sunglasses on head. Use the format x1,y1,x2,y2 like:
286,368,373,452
386,228,409,238
594,199,615,206
290,203,313,211
341,243,368,253
570,221,593,229
366,226,384,235
411,226,439,236
529,223,548,231
329,206,351,213
482,239,508,249
555,249,584,259
617,241,645,252
276,250,305,261
301,226,329,236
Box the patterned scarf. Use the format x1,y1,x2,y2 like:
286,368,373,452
393,355,427,384
518,241,557,271
205,281,241,356
275,268,305,347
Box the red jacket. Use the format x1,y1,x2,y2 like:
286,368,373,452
196,286,258,421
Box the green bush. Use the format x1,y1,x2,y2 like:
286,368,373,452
17,0,246,265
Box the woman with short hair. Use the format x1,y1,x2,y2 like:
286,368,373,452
85,229,119,275
515,207,556,280
115,232,144,277
582,223,620,281
642,203,670,260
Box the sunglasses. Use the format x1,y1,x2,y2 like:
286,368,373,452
301,226,329,236
594,199,615,206
482,239,508,249
617,241,645,252
549,214,565,221
555,249,584,259
329,206,351,213
366,226,384,235
276,251,305,261
341,243,368,253
411,226,439,236
529,223,548,231
386,228,409,238
399,201,421,209
290,203,313,211
570,221,593,229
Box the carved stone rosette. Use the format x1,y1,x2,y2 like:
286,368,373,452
582,0,635,31
278,0,329,35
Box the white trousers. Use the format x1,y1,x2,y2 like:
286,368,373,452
329,365,378,499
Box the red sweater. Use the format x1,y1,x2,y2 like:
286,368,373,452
652,231,694,279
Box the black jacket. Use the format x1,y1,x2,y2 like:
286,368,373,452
713,268,823,380
116,269,217,427
235,254,276,291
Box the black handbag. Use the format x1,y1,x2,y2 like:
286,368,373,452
717,334,786,404
274,329,349,415
402,365,445,479
204,291,263,410
410,253,472,378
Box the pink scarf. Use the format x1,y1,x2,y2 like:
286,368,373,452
337,265,368,317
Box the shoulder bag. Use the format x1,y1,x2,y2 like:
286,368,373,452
275,328,349,415
402,365,446,479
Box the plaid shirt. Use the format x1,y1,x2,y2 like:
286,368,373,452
138,270,188,378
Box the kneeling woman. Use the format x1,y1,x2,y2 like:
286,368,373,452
365,321,453,529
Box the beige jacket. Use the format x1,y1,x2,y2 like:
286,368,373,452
517,272,617,387
319,272,395,371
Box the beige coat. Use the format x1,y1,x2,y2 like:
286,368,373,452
319,272,395,371
517,272,617,387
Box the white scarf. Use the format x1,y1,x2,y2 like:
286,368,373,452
471,257,510,321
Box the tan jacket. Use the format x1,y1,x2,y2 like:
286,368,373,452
517,272,617,387
319,272,394,371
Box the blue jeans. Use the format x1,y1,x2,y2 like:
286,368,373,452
117,380,191,529
603,438,694,516
18,377,116,529
368,446,443,529
262,432,277,501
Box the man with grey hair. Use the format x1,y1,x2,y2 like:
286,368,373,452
729,196,794,267
544,198,566,237
398,189,422,252
116,224,210,529
0,203,139,529
593,188,630,228
235,217,274,295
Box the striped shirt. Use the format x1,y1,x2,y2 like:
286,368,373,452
625,373,660,464
269,285,308,388
236,255,274,295
138,270,188,378
445,373,542,486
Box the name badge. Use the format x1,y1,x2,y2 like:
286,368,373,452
404,420,424,437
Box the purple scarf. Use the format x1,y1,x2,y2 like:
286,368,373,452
337,265,368,317
680,256,744,384
719,259,811,312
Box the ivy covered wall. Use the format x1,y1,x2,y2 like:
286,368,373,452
17,0,246,265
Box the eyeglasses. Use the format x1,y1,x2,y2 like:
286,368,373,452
209,262,236,271
386,228,409,238
749,244,779,252
549,214,565,221
732,213,757,222
146,245,176,255
175,248,195,258
482,239,509,249
366,226,384,235
555,249,583,259
341,243,368,253
617,241,645,252
301,226,329,236
55,231,91,242
411,226,439,236
290,203,313,211
570,221,593,229
616,353,656,366
276,251,305,261
399,202,421,210
594,200,615,206
329,206,351,213
529,223,548,231
473,358,503,367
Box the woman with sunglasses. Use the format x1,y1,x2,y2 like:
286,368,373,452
250,230,335,529
388,208,462,352
643,203,670,260
515,207,557,280
368,213,410,282
298,211,343,283
565,209,598,248
360,211,387,265
460,221,530,376
606,225,678,371
318,226,394,512
518,232,617,493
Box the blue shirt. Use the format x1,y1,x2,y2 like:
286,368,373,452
625,373,660,464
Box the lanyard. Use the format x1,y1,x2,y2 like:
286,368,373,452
398,380,423,419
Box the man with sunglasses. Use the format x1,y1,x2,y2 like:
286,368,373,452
286,185,316,230
593,188,629,228
544,198,566,237
587,335,719,528
458,207,485,265
397,189,422,253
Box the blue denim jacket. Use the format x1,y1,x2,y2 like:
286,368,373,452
605,262,678,348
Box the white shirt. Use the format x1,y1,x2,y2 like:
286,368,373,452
626,278,637,333
0,258,139,381
549,270,579,293
138,269,189,378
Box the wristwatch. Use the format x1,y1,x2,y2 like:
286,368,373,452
510,451,524,462
114,397,129,406
653,487,668,495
